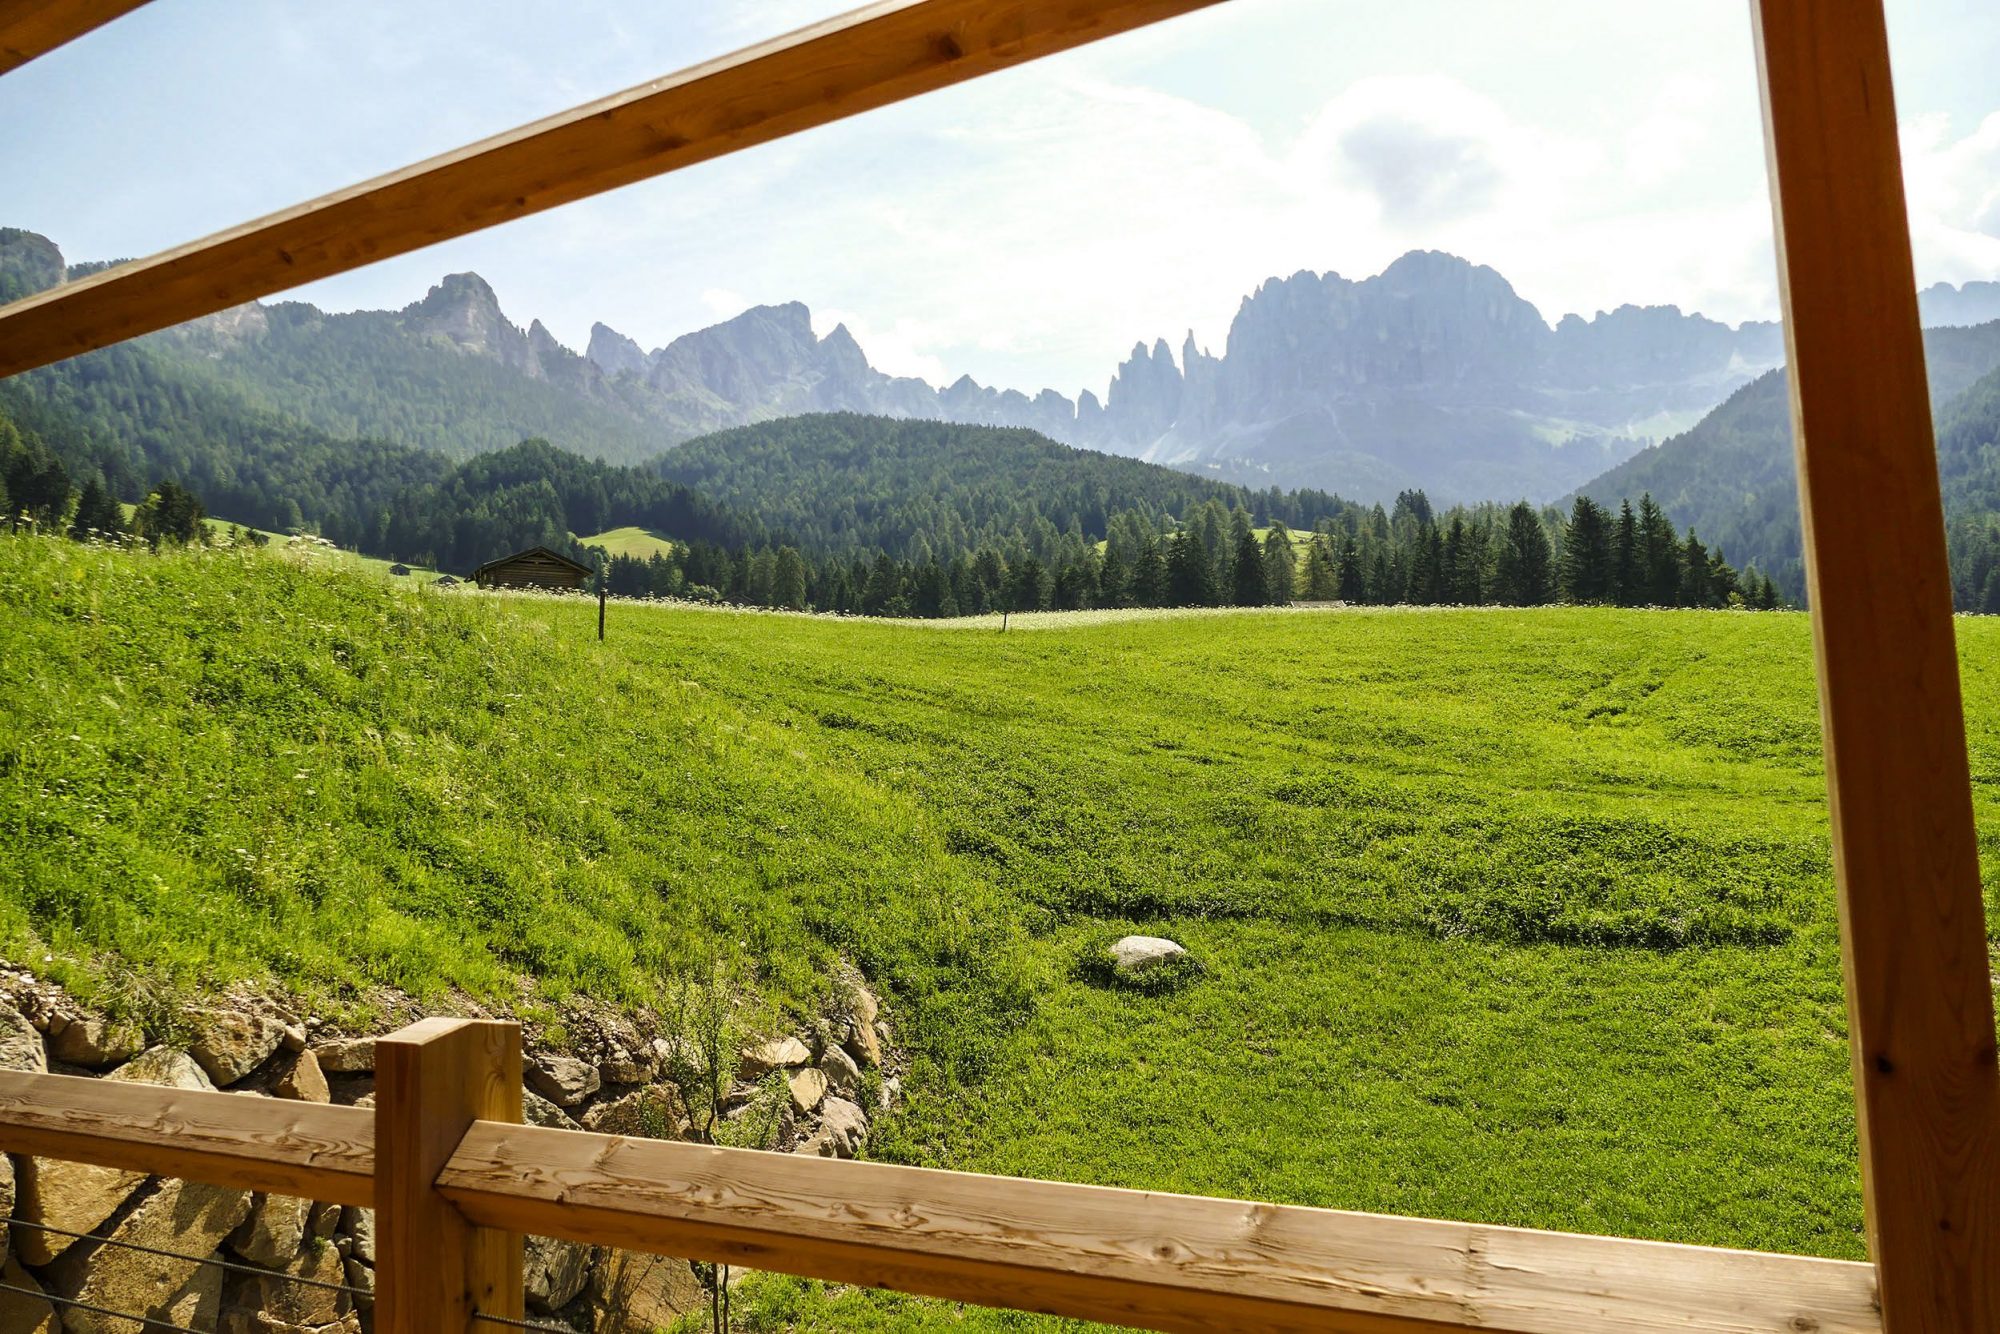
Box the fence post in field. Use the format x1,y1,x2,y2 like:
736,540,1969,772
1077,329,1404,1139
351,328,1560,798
376,1018,525,1333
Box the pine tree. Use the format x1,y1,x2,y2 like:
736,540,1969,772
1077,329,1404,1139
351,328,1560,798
1262,524,1296,604
68,477,125,540
1098,544,1131,608
1610,499,1639,606
1166,530,1216,606
1232,524,1269,606
1680,530,1712,607
1494,501,1552,605
1302,535,1339,600
1006,554,1048,612
1637,494,1680,605
1131,539,1169,607
1559,495,1613,603
1337,536,1365,602
771,547,808,610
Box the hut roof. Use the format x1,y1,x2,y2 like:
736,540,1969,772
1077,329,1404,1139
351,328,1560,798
472,546,594,581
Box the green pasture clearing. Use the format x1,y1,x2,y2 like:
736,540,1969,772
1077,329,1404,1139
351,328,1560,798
10,534,2000,1324
579,525,679,559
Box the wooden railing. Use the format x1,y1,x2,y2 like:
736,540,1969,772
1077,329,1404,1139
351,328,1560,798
0,1017,1880,1334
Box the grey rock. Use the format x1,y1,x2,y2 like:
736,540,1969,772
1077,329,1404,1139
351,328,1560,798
818,1044,861,1094
189,1011,286,1086
817,1096,869,1159
0,1005,45,1073
227,1193,312,1267
525,1234,592,1313
527,1056,599,1108
46,1015,144,1068
738,1037,810,1080
312,1038,375,1074
1109,935,1188,977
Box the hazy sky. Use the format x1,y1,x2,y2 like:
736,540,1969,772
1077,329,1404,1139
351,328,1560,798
3,0,1997,396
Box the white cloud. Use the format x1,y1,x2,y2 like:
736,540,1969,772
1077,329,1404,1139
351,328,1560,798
1903,110,2000,284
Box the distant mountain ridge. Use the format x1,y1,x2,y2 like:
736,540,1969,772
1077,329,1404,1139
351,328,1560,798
577,250,1788,504
9,227,1995,509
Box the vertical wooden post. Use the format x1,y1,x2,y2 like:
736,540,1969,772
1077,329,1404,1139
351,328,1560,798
598,556,607,642
1751,3,2000,1329
376,1018,524,1334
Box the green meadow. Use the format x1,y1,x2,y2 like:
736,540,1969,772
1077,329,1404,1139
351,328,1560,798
7,534,2000,1323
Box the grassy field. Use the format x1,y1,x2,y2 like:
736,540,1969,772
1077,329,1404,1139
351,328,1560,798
578,524,679,559
7,534,2000,1323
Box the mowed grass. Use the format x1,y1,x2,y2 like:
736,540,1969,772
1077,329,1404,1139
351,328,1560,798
578,525,679,559
10,535,2000,1318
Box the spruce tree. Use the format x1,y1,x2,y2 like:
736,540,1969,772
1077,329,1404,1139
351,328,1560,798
1131,539,1169,607
1637,494,1680,605
1559,496,1613,603
1610,499,1639,605
1232,524,1269,606
1495,501,1553,605
1262,524,1297,604
1099,544,1131,608
1337,536,1365,602
1302,535,1339,600
1166,531,1214,606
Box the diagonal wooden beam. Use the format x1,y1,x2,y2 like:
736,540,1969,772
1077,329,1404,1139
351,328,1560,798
0,0,152,76
1750,2,2000,1331
0,0,1226,378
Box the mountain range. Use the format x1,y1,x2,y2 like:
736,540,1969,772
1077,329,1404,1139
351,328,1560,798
29,227,1986,506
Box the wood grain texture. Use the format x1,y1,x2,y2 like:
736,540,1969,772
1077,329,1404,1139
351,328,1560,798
441,1123,1882,1334
375,1019,523,1334
1750,3,2000,1330
0,0,150,74
0,0,1224,377
0,1069,374,1205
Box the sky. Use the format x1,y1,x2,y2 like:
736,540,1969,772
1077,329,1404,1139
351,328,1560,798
3,0,1998,397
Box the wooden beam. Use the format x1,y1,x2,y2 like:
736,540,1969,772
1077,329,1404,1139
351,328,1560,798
375,1019,523,1334
0,1069,375,1206
1749,2,2000,1331
0,0,1225,378
0,0,151,75
441,1122,1882,1334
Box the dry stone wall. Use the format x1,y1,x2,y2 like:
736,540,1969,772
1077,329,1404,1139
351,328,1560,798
0,965,900,1332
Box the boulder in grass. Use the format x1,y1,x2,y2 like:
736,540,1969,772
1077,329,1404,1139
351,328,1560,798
738,1037,810,1080
814,1097,869,1159
1109,935,1188,978
271,1048,330,1103
788,1066,828,1115
819,1043,861,1095
582,1085,687,1140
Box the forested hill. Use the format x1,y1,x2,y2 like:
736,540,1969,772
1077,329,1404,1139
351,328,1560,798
0,340,449,544
1574,321,2000,600
380,440,762,572
651,414,1361,561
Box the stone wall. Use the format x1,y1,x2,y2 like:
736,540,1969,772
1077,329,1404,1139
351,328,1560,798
0,966,899,1333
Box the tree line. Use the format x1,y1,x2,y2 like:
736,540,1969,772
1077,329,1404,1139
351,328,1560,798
589,490,1782,615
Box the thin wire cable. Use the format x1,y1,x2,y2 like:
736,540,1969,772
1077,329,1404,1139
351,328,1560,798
0,1280,209,1334
471,1310,581,1332
7,1216,367,1295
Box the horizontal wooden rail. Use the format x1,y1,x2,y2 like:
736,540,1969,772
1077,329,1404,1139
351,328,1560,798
0,0,1226,377
0,0,152,75
0,1069,375,1206
440,1120,1882,1334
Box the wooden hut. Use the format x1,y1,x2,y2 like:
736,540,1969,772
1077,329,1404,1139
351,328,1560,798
471,546,593,591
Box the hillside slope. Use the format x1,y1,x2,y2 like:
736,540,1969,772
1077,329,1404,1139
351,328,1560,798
1575,321,2000,596
651,413,1355,559
18,534,1999,1288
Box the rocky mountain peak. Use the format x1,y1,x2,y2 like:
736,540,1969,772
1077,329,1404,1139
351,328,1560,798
586,322,649,380
0,227,66,302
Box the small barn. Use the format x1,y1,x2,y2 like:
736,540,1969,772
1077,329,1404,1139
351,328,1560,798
389,562,411,576
472,546,593,591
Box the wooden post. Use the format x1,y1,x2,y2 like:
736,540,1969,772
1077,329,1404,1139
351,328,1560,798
1751,3,2000,1329
375,1018,524,1334
598,556,607,641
